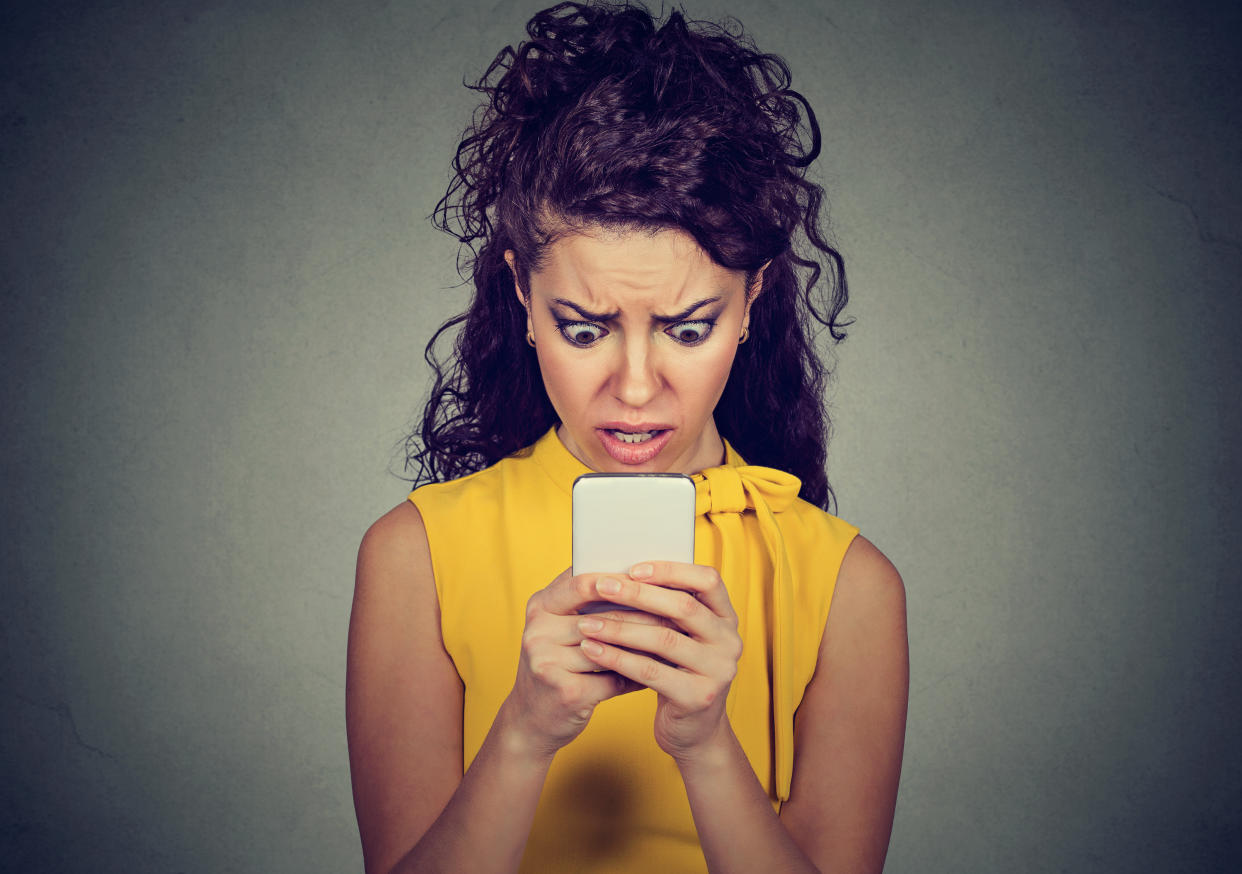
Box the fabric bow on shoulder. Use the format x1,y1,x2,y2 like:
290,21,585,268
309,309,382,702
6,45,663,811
692,464,803,802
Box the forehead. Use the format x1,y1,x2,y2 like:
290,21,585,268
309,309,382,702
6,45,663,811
531,227,745,307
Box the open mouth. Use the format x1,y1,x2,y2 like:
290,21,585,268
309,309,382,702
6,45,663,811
607,429,665,444
596,426,675,465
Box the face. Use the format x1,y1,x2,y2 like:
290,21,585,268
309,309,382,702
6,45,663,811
508,226,761,474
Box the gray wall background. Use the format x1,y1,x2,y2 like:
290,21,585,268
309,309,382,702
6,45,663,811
3,0,1239,871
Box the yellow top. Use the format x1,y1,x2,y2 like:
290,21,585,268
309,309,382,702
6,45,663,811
409,427,859,873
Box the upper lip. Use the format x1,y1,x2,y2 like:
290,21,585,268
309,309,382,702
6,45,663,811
598,422,673,432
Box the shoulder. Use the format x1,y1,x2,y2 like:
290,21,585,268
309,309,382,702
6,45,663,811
358,500,429,574
823,534,907,662
833,535,906,627
774,500,862,599
779,497,860,549
354,501,437,623
407,447,538,516
838,535,904,602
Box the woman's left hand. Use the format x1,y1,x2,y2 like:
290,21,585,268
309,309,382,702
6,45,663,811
576,561,742,763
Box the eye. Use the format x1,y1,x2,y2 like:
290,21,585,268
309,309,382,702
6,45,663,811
556,320,607,347
665,320,715,346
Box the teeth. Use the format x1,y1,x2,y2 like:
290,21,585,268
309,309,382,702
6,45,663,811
612,430,655,444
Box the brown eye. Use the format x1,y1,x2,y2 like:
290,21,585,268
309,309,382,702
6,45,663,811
558,321,606,346
666,320,714,345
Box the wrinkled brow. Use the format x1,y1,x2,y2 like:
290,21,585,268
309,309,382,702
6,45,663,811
550,296,722,323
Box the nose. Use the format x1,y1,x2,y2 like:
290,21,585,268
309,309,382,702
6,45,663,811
611,333,662,409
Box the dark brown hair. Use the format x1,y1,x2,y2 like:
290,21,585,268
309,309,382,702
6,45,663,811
407,1,849,511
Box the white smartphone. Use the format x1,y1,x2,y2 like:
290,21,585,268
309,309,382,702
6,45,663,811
572,473,696,613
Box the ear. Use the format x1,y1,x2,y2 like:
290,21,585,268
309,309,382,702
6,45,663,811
742,261,770,329
504,250,525,303
748,261,769,301
505,250,534,338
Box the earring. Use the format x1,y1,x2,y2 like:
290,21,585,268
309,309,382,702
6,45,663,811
738,326,749,344
526,331,536,348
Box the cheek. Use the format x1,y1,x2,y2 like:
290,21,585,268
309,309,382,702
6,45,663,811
535,346,592,408
678,345,738,402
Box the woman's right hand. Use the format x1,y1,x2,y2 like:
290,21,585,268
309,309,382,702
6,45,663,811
501,568,652,759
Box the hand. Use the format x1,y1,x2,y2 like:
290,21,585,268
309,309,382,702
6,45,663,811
574,561,742,763
503,568,657,760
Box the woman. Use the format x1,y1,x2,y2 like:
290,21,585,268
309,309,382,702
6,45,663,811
347,3,908,872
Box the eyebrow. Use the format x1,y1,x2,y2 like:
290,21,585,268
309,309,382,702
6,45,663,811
550,296,722,324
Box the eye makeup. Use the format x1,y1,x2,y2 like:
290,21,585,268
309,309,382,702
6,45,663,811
551,313,722,348
550,296,722,323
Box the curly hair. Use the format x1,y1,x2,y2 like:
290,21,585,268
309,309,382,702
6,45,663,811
405,1,849,511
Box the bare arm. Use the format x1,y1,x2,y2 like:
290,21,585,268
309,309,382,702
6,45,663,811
346,501,641,874
779,535,909,873
348,502,550,873
348,502,464,872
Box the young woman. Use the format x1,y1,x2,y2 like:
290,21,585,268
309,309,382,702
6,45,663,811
347,4,908,872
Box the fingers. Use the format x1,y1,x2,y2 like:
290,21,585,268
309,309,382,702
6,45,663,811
578,633,732,707
629,561,736,622
521,612,592,649
531,565,713,625
584,607,670,628
524,605,665,675
572,563,741,711
576,614,724,676
528,567,591,617
528,638,607,674
567,665,641,701
532,568,659,617
587,566,735,639
510,571,662,754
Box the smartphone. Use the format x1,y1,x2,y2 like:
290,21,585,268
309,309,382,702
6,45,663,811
572,473,695,613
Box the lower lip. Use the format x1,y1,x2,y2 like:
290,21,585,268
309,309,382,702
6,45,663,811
596,428,674,466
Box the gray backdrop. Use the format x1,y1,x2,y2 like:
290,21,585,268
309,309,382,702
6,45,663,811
3,0,1239,871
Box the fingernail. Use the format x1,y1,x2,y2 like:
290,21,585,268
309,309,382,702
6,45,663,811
598,577,621,594
630,563,653,579
581,639,604,656
578,617,603,633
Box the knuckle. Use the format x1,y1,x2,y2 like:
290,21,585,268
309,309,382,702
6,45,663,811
674,592,699,621
558,678,583,708
658,626,681,653
529,657,553,680
693,678,721,707
638,658,661,685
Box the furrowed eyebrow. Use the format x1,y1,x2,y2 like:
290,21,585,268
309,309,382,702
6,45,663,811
549,296,721,324
551,298,620,322
651,296,722,324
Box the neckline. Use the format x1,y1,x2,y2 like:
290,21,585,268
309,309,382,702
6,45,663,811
529,425,747,496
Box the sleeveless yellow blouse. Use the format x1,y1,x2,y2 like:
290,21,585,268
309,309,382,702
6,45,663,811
409,427,858,872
